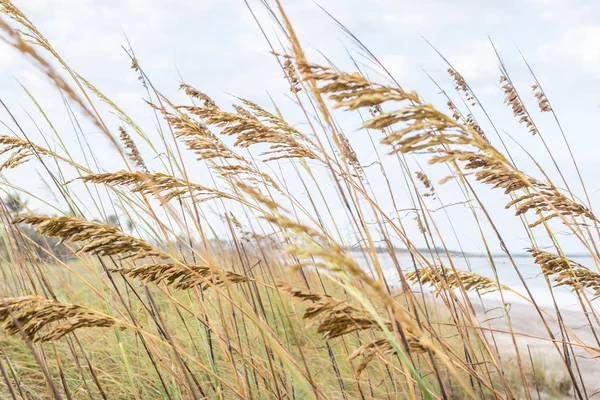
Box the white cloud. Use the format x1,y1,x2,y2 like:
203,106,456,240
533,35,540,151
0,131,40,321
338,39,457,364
377,54,412,82
568,25,600,78
534,24,600,79
451,41,499,82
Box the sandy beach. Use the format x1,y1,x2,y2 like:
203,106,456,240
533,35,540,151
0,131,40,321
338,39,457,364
470,297,600,398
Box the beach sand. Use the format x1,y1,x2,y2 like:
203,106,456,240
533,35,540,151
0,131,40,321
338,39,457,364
470,297,600,399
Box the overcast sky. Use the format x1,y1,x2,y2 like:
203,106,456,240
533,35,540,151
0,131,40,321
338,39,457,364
0,0,599,254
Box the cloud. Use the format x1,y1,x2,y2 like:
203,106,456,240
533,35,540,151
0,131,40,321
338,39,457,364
534,24,600,79
450,41,499,82
0,0,599,253
377,54,413,83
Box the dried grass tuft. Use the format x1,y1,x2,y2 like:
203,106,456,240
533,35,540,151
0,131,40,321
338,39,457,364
0,296,116,342
530,249,600,296
114,263,249,291
119,127,147,172
406,266,508,295
178,98,318,163
0,135,50,171
72,170,235,205
298,61,596,229
278,282,384,339
349,336,428,376
500,75,537,135
279,282,429,375
12,214,168,260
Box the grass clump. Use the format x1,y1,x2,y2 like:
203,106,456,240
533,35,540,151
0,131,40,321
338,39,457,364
0,1,596,399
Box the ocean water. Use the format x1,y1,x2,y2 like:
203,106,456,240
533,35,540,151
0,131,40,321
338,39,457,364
351,252,596,309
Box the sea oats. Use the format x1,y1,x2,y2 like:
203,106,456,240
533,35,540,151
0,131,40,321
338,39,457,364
447,100,461,121
338,132,361,171
12,214,168,260
114,263,249,291
179,83,217,109
0,135,50,171
415,214,427,234
237,182,281,211
179,100,318,163
72,171,235,205
465,113,487,141
0,296,117,342
279,282,429,376
302,62,596,228
415,171,435,198
119,127,147,172
349,336,428,376
278,283,386,339
406,266,509,295
283,59,302,93
162,107,245,162
448,68,476,106
530,249,600,296
217,165,282,193
299,62,420,110
500,75,537,135
531,84,551,113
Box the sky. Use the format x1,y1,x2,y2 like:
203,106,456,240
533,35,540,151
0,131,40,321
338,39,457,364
0,0,599,254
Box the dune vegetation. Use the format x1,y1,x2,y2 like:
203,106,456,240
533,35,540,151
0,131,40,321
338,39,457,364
0,1,597,399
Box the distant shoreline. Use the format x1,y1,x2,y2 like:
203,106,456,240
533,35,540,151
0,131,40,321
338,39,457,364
345,247,592,259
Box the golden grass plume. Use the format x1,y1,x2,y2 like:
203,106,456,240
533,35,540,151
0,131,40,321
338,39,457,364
0,135,50,171
12,214,168,260
72,170,235,205
119,126,147,172
406,265,508,295
279,283,429,375
0,296,117,342
114,263,249,291
530,248,600,296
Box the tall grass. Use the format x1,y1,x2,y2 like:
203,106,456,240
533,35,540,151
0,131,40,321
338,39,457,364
0,1,597,399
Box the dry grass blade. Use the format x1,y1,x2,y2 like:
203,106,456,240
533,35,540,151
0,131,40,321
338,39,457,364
114,263,249,291
72,170,235,205
0,2,119,147
218,165,283,193
530,249,600,296
0,296,117,342
12,214,169,260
